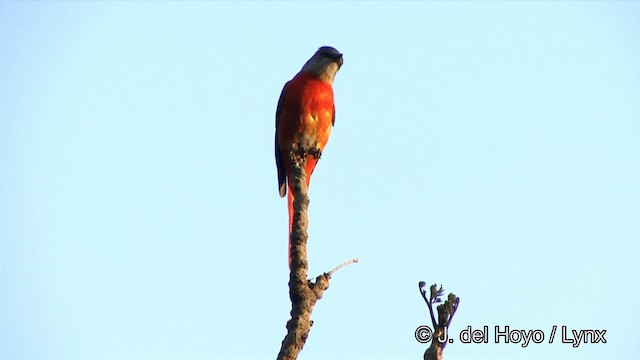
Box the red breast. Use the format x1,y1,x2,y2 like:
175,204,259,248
277,71,335,159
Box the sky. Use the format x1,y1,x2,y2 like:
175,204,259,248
1,1,639,359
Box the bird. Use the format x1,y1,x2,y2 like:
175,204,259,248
275,46,343,267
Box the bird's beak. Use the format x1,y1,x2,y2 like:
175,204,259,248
336,54,344,67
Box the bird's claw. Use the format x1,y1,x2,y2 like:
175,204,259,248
309,148,322,160
292,147,322,160
293,148,308,159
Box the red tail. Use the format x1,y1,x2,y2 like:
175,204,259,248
287,190,294,268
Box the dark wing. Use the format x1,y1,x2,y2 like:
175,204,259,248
332,102,336,126
275,81,290,198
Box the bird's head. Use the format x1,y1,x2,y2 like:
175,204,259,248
301,46,343,84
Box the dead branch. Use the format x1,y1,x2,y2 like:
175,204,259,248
418,282,460,360
276,153,356,360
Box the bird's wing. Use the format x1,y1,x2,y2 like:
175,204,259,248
332,102,336,126
275,81,290,198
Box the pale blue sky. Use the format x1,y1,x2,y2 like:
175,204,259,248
1,1,639,359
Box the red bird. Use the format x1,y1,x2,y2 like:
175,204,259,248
275,46,344,267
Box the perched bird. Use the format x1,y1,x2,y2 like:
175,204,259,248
275,46,343,267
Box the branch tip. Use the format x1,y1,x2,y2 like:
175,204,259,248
327,258,359,277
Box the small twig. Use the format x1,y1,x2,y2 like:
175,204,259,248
445,297,460,328
418,282,438,330
327,258,358,277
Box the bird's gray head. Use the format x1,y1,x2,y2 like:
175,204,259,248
301,46,343,84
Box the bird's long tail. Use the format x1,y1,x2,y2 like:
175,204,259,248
287,190,295,268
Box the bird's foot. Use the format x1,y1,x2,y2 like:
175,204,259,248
291,147,321,162
293,148,308,159
309,147,322,160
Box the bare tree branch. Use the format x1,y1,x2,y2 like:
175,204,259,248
277,153,356,360
418,282,460,360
